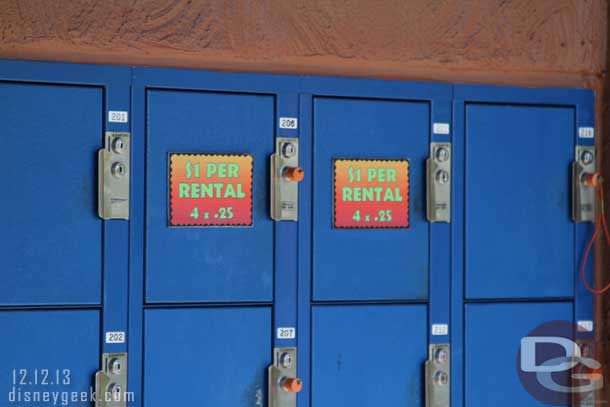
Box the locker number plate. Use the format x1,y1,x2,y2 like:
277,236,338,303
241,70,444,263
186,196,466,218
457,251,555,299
277,327,296,339
105,331,126,344
334,159,410,228
169,154,253,226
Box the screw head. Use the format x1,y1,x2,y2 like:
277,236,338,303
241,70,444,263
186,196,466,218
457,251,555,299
433,370,449,386
581,150,594,165
434,349,449,364
282,143,297,159
436,147,450,162
111,162,126,178
436,170,450,184
109,358,122,375
280,352,293,368
111,137,127,154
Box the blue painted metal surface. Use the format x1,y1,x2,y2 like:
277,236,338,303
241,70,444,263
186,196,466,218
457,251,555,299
312,305,427,406
453,84,595,407
0,310,100,407
312,97,430,301
145,89,275,303
144,307,271,406
0,60,131,407
0,82,102,305
465,103,575,299
465,302,572,406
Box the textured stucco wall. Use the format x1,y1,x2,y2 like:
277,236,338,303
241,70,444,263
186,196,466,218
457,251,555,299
1,0,610,392
0,0,607,86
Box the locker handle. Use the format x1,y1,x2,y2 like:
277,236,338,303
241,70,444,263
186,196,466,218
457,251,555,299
282,166,304,182
280,377,303,393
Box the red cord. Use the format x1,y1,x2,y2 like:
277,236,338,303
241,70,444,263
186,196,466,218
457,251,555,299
580,182,610,294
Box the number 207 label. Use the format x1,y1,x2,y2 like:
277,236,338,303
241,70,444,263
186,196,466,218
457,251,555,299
277,327,296,339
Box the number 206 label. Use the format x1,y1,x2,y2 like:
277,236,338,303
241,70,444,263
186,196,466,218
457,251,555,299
279,117,298,129
277,327,296,339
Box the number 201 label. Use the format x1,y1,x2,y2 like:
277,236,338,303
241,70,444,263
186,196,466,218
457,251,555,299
108,111,128,123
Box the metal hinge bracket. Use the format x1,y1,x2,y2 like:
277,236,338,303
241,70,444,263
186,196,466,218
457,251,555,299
270,138,302,221
572,145,596,223
268,347,300,407
425,343,450,407
426,142,452,223
98,132,130,220
94,352,128,407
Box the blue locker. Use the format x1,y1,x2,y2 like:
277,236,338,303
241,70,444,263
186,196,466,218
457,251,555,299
129,68,452,407
465,302,572,406
312,97,430,301
0,60,130,407
453,85,596,407
145,89,275,303
144,307,271,406
0,82,103,305
465,104,574,299
0,60,597,407
0,311,100,407
312,305,427,406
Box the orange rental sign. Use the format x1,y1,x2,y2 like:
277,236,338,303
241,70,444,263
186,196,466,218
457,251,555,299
169,154,253,226
334,159,409,229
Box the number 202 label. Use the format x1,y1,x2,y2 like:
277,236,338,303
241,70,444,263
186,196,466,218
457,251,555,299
105,331,126,344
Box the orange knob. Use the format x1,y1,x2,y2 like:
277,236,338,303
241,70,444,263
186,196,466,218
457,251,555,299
283,166,305,182
582,172,602,188
281,377,303,393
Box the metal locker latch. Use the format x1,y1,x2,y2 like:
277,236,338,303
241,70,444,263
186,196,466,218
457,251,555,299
572,146,597,223
268,347,302,407
98,132,130,220
426,142,452,223
425,344,450,407
94,353,128,407
270,138,303,221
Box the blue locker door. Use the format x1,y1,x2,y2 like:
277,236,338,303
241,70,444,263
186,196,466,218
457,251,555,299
0,311,100,407
139,83,276,407
312,305,427,406
454,86,595,407
0,82,103,305
145,89,274,303
144,308,271,406
465,302,572,406
0,62,130,407
313,97,429,301
308,94,434,406
465,103,575,299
